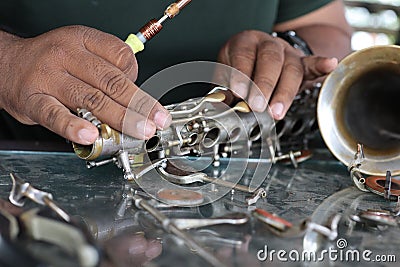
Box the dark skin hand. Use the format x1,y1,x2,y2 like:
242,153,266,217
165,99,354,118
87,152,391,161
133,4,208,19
0,1,350,144
0,25,172,145
101,232,162,267
217,0,352,120
218,30,339,118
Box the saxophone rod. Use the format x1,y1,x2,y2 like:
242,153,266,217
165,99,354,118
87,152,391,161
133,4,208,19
132,194,226,267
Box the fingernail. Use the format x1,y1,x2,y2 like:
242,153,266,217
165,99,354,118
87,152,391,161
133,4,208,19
137,120,156,139
153,110,172,130
271,102,284,119
78,128,98,144
231,82,248,99
329,57,338,67
250,95,267,112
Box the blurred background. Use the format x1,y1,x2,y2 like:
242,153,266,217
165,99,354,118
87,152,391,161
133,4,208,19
344,0,400,50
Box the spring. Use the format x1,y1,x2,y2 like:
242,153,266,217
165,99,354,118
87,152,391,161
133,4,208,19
139,19,163,41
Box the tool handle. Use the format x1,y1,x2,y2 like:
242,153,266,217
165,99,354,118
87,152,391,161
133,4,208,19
125,34,145,54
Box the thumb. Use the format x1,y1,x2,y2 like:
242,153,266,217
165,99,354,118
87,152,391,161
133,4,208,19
302,56,338,81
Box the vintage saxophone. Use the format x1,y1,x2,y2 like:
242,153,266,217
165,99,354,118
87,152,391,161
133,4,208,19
317,45,400,200
73,87,277,184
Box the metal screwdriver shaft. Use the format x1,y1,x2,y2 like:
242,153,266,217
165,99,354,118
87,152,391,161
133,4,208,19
132,193,225,267
125,0,192,54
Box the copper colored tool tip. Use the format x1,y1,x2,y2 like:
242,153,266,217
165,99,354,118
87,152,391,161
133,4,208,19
139,19,163,41
165,3,180,18
165,0,192,18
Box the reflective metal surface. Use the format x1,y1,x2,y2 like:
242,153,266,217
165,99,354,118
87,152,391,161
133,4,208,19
0,149,399,266
318,45,400,176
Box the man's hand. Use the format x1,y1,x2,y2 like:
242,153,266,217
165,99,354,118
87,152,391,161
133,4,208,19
0,25,171,145
217,1,351,121
217,30,338,120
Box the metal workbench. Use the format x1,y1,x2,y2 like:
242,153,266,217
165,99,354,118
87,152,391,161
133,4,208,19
0,149,399,266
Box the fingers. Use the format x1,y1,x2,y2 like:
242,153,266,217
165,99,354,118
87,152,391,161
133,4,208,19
247,40,285,112
1,25,170,144
218,31,288,113
63,26,172,137
128,89,172,130
266,50,304,120
123,90,172,139
267,56,338,120
218,30,338,120
302,56,338,80
123,110,157,140
80,26,138,81
61,37,171,135
53,73,171,140
225,35,257,99
64,49,138,108
67,26,171,135
27,94,99,144
218,31,262,99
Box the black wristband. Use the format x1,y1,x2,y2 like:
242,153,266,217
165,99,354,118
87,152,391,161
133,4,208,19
273,30,313,56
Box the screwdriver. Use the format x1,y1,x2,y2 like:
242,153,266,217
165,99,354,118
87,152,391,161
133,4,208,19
125,0,192,54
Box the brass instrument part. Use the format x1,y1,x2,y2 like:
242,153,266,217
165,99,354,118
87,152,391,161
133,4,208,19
318,45,400,176
100,124,113,139
204,92,226,103
233,101,251,113
170,90,226,117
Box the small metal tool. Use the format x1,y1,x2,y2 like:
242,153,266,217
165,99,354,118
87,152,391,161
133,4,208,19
86,157,117,169
193,229,244,248
135,159,168,179
158,167,257,193
348,144,369,192
170,213,249,230
385,170,392,200
9,173,70,222
306,214,340,241
274,150,301,167
245,188,267,205
77,108,101,128
125,0,192,53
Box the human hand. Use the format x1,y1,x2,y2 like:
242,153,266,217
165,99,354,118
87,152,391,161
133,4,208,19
101,232,162,267
217,30,338,120
0,26,171,145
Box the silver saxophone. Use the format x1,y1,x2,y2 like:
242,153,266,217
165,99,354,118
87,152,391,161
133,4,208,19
72,87,278,185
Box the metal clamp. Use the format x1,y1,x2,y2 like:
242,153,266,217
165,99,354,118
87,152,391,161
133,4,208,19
348,144,369,192
245,188,267,205
9,173,70,222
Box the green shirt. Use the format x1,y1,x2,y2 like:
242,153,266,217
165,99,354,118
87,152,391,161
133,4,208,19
0,0,332,143
0,0,332,83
